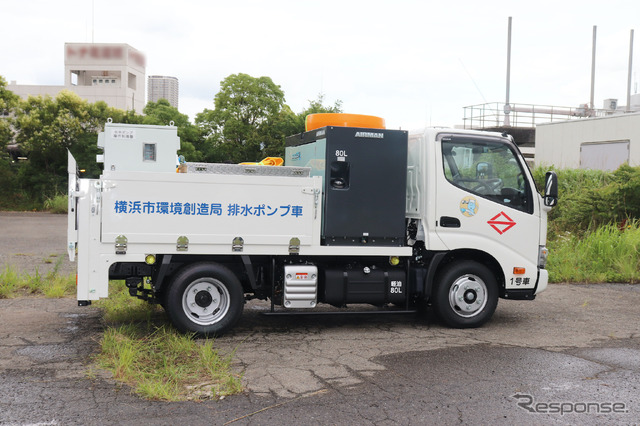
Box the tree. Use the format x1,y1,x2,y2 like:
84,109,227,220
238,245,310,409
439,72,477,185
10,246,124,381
12,91,143,201
0,76,21,208
196,73,287,163
143,99,203,162
294,93,343,133
0,76,19,152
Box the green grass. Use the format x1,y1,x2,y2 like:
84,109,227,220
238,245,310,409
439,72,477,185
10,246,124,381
0,258,75,298
96,280,161,324
43,194,68,214
93,280,244,401
548,221,640,283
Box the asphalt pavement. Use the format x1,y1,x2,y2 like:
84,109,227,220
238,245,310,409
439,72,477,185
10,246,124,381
0,212,638,425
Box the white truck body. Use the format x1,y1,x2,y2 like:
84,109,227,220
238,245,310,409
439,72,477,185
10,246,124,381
69,120,556,335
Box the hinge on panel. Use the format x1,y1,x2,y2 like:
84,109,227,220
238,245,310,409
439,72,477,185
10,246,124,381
115,235,127,255
176,236,189,251
232,237,244,252
302,187,321,219
289,237,301,254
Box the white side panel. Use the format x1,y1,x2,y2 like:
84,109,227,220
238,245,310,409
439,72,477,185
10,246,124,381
100,172,322,250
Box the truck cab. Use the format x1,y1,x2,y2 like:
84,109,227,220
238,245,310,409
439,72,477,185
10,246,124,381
405,127,554,326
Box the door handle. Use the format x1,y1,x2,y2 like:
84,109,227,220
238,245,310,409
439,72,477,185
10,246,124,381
439,216,461,228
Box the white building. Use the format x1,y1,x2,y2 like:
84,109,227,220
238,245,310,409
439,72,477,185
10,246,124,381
8,43,145,114
147,75,179,108
535,111,640,170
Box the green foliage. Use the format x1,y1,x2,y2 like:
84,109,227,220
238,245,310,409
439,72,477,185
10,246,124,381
7,91,143,203
533,165,640,283
0,77,23,209
534,165,640,236
0,76,19,152
196,73,289,163
288,93,344,134
143,99,203,162
43,194,68,213
548,221,640,283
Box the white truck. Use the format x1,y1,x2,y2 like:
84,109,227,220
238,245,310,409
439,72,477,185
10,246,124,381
68,114,558,335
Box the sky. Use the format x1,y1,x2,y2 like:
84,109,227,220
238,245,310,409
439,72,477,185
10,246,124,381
2,0,639,130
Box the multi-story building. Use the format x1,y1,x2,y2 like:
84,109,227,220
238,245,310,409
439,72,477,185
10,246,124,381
147,75,179,108
8,43,146,114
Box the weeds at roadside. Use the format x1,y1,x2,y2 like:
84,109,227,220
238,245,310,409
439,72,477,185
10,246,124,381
95,324,243,401
93,280,244,401
0,261,75,298
43,194,68,214
548,221,640,283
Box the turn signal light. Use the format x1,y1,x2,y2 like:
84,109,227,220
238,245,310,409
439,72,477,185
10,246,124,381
145,254,156,265
389,256,400,266
513,267,526,275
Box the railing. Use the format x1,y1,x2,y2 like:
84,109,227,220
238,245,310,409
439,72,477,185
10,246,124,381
462,102,608,129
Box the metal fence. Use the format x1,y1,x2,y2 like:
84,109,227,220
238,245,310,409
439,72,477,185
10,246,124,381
462,102,608,129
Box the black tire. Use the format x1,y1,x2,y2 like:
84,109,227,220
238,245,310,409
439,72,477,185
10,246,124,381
433,260,498,328
164,262,244,337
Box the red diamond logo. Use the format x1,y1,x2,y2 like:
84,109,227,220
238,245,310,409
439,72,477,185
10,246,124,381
487,211,516,235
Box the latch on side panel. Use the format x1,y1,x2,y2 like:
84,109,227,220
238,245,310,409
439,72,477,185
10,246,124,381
176,236,189,251
289,237,301,254
232,237,244,252
115,235,127,254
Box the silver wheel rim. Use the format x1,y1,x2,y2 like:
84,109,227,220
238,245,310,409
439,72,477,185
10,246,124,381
448,274,488,318
182,278,230,326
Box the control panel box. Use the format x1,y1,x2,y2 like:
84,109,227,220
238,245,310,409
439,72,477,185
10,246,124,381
97,122,180,173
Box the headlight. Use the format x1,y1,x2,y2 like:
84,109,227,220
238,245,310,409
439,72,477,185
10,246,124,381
538,246,549,268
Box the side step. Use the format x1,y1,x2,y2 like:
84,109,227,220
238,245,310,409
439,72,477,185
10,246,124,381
262,309,418,316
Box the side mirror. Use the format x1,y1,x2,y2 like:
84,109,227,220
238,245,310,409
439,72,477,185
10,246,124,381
544,171,558,207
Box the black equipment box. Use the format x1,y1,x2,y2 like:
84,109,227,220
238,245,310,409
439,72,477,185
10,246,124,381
285,126,408,246
324,267,406,305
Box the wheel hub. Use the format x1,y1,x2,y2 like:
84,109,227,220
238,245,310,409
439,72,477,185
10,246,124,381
182,278,230,325
449,274,488,318
195,290,213,308
463,289,477,304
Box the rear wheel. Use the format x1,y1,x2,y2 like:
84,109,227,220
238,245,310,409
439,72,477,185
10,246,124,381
164,262,244,336
433,260,498,328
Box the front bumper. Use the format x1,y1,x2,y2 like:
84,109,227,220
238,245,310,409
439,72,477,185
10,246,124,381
503,268,548,300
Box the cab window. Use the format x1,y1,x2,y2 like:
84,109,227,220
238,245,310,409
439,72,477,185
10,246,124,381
442,136,533,213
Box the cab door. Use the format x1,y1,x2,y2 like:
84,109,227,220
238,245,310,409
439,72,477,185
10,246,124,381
433,133,541,290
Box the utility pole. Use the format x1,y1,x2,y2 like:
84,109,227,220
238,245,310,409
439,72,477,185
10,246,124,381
590,26,597,110
504,16,512,127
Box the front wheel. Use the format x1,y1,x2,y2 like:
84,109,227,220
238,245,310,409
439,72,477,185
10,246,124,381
164,262,244,337
433,261,498,328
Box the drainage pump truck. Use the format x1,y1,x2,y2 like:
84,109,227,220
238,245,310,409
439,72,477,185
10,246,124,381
68,113,558,335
